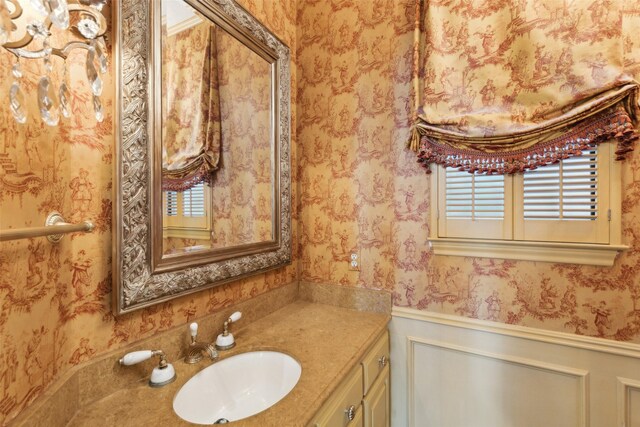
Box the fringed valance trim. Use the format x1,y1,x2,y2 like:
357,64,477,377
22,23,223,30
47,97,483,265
162,163,216,192
415,106,638,175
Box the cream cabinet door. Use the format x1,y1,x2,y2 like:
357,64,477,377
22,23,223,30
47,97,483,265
310,365,363,427
363,364,389,427
362,331,390,395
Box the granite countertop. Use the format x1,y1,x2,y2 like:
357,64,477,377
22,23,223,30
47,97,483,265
66,301,389,427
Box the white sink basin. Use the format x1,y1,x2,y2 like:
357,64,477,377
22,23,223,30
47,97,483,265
173,351,301,424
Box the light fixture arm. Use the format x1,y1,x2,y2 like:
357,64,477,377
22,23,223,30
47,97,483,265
2,2,108,52
0,0,109,126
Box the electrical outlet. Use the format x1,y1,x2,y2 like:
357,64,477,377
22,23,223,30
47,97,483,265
349,252,360,271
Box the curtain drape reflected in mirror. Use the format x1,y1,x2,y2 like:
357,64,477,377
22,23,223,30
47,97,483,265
162,23,222,191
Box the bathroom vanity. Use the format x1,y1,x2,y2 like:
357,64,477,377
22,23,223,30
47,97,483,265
11,297,390,426
309,330,390,427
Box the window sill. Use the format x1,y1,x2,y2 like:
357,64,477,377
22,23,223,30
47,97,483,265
428,237,628,266
162,228,211,240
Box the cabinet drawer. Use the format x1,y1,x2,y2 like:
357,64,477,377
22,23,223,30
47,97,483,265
361,331,389,395
311,365,364,427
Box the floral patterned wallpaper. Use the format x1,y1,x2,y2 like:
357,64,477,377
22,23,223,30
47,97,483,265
297,0,640,343
0,0,297,424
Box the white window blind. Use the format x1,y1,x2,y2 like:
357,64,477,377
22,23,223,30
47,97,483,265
515,144,609,244
165,191,178,217
432,143,621,264
182,183,206,217
523,147,597,221
438,166,512,240
438,144,611,244
162,183,211,237
445,169,505,220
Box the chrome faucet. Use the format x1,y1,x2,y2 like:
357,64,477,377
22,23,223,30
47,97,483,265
185,322,218,364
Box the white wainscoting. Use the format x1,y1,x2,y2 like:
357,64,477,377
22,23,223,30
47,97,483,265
391,308,640,427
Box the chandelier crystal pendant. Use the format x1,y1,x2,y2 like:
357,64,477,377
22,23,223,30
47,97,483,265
9,59,27,123
1,0,108,126
59,64,70,118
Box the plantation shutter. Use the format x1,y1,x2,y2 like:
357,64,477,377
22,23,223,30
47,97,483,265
182,183,206,217
162,183,210,231
514,145,610,244
165,191,178,217
438,167,512,239
523,147,598,221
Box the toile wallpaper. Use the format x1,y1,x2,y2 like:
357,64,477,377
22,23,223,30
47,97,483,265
209,28,274,249
0,0,297,424
4,0,640,424
297,0,640,343
161,22,273,253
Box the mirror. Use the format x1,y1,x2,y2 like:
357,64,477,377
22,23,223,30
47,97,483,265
113,0,291,314
160,0,273,256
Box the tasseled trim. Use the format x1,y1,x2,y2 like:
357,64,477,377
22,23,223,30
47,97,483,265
162,167,214,192
415,106,638,175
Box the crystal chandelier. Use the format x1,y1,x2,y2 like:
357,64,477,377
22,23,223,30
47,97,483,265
0,0,108,126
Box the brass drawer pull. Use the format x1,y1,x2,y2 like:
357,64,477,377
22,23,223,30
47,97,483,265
345,404,356,421
378,355,387,368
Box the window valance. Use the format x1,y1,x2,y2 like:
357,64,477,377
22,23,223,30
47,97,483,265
407,0,639,175
162,24,222,191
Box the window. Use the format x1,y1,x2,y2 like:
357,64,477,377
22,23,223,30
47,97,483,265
430,143,626,265
440,168,511,240
163,182,211,239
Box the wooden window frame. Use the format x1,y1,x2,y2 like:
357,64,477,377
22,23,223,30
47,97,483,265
162,183,212,240
429,143,627,266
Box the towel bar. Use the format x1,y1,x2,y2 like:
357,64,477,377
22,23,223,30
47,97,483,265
0,211,94,243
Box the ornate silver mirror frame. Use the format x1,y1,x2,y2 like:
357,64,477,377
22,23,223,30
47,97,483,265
113,0,291,314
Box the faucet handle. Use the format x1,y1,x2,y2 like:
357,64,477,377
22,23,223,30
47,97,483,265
190,322,199,339
119,350,177,387
216,312,242,351
119,350,154,366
